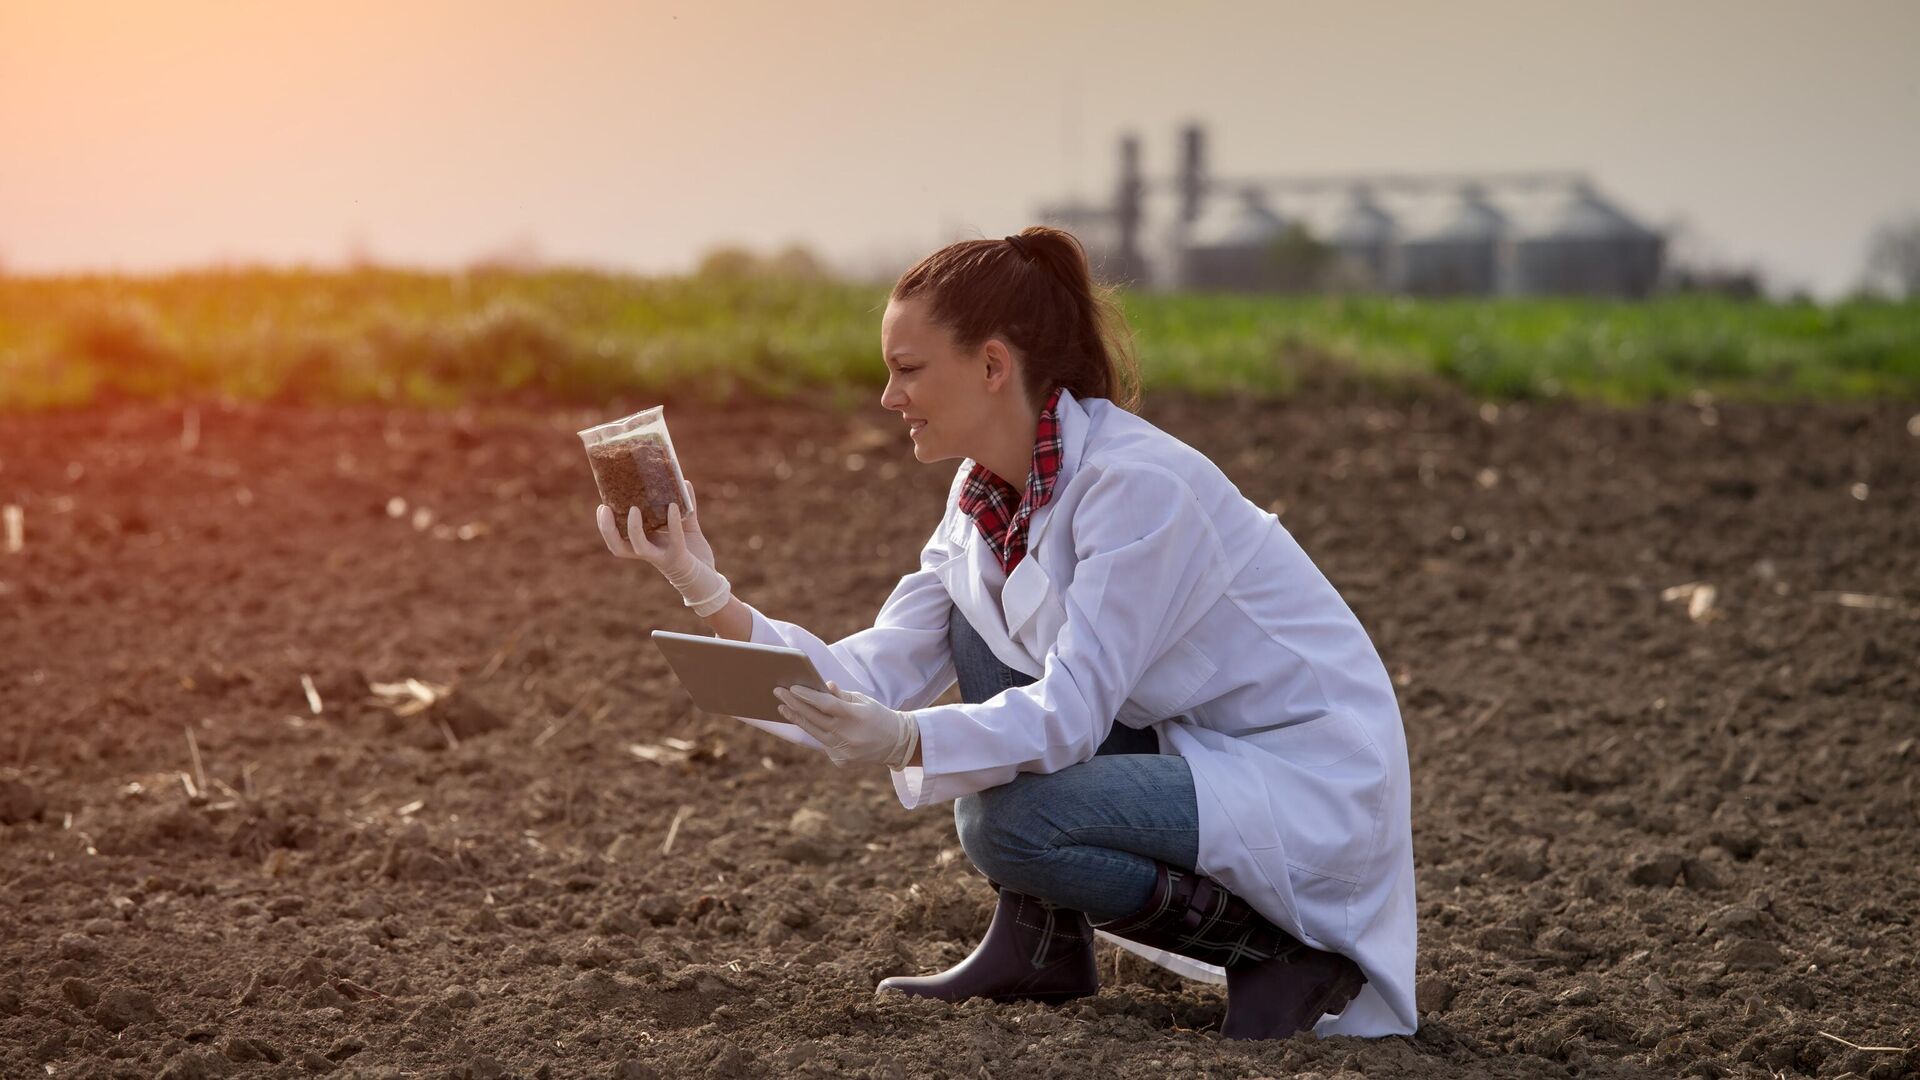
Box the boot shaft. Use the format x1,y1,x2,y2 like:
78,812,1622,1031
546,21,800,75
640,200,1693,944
1092,863,1303,969
877,884,1098,1005
1092,862,1367,1040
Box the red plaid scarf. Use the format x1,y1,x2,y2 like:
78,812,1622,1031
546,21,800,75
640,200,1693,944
957,385,1066,575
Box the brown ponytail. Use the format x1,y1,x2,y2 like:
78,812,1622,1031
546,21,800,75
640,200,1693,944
891,226,1143,414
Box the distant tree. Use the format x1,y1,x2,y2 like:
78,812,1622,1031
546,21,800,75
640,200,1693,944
763,243,832,281
1664,265,1766,301
694,245,762,280
1864,215,1920,298
1658,219,1767,299
468,235,544,274
1264,224,1335,292
344,232,381,272
693,242,837,281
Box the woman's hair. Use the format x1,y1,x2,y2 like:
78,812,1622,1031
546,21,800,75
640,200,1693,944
891,226,1143,413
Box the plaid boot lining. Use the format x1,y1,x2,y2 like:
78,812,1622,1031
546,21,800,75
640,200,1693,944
1096,867,1305,969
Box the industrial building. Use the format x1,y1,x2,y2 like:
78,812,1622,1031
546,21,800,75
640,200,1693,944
1038,124,1666,297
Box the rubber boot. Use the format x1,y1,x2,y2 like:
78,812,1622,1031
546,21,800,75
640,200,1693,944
1219,940,1367,1041
1091,862,1365,1040
876,884,1098,1005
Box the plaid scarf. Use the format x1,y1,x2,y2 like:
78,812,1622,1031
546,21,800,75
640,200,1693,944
957,385,1066,575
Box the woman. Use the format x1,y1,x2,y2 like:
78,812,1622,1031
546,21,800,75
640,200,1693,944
595,227,1416,1040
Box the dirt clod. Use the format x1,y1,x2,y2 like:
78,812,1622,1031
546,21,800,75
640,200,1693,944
55,932,100,962
1626,852,1687,887
1415,975,1455,1014
220,1035,282,1063
463,1055,507,1079
1722,940,1786,971
93,985,159,1031
0,773,45,824
61,977,100,1008
300,984,349,1009
157,1049,231,1080
286,956,330,988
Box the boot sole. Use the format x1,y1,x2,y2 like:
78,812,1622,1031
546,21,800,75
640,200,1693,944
987,987,1096,1005
1310,967,1365,1021
877,984,1096,1006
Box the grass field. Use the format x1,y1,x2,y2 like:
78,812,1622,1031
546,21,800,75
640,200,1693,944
2,266,1917,411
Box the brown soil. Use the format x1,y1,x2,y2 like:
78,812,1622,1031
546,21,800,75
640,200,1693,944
2,389,1916,1079
585,431,685,543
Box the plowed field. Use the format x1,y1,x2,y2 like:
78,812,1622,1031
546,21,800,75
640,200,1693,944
2,390,1915,1079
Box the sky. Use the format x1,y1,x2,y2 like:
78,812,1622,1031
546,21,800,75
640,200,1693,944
2,0,1916,297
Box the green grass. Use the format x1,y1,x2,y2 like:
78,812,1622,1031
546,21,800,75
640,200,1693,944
2,266,1916,411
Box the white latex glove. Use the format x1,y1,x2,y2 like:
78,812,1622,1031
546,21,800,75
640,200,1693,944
666,481,717,570
773,681,919,769
595,484,731,617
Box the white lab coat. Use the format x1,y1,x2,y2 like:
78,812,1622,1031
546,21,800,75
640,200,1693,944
741,387,1417,1037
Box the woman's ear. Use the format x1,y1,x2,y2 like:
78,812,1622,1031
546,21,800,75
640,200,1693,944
981,338,1014,394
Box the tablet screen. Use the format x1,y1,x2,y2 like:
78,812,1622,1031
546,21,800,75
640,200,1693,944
651,629,829,726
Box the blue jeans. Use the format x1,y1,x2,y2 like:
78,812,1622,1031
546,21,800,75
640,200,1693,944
948,603,1201,922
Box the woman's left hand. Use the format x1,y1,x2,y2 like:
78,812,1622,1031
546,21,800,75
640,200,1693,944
775,682,916,768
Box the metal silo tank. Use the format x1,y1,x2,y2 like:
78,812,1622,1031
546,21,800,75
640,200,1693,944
1178,188,1298,293
1511,182,1664,298
1328,185,1398,291
1401,184,1506,296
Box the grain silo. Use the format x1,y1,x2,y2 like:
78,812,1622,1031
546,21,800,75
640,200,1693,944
1324,185,1399,290
1036,124,1668,298
1176,188,1319,293
1399,184,1507,296
1510,182,1664,297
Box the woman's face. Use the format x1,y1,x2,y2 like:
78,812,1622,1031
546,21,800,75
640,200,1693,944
879,296,1017,466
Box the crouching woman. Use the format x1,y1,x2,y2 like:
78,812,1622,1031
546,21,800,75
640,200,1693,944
598,227,1417,1040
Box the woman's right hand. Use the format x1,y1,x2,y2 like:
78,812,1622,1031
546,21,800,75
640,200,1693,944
596,480,714,573
595,481,733,617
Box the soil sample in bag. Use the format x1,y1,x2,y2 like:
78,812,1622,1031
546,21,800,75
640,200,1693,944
587,431,687,543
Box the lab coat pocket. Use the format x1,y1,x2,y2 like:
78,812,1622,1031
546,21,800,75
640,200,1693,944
943,505,980,550
1002,555,1053,641
1013,590,1069,662
1129,637,1218,719
918,544,958,574
1246,711,1382,886
1246,710,1374,769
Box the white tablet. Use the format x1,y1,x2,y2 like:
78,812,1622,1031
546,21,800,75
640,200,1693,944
650,629,830,727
